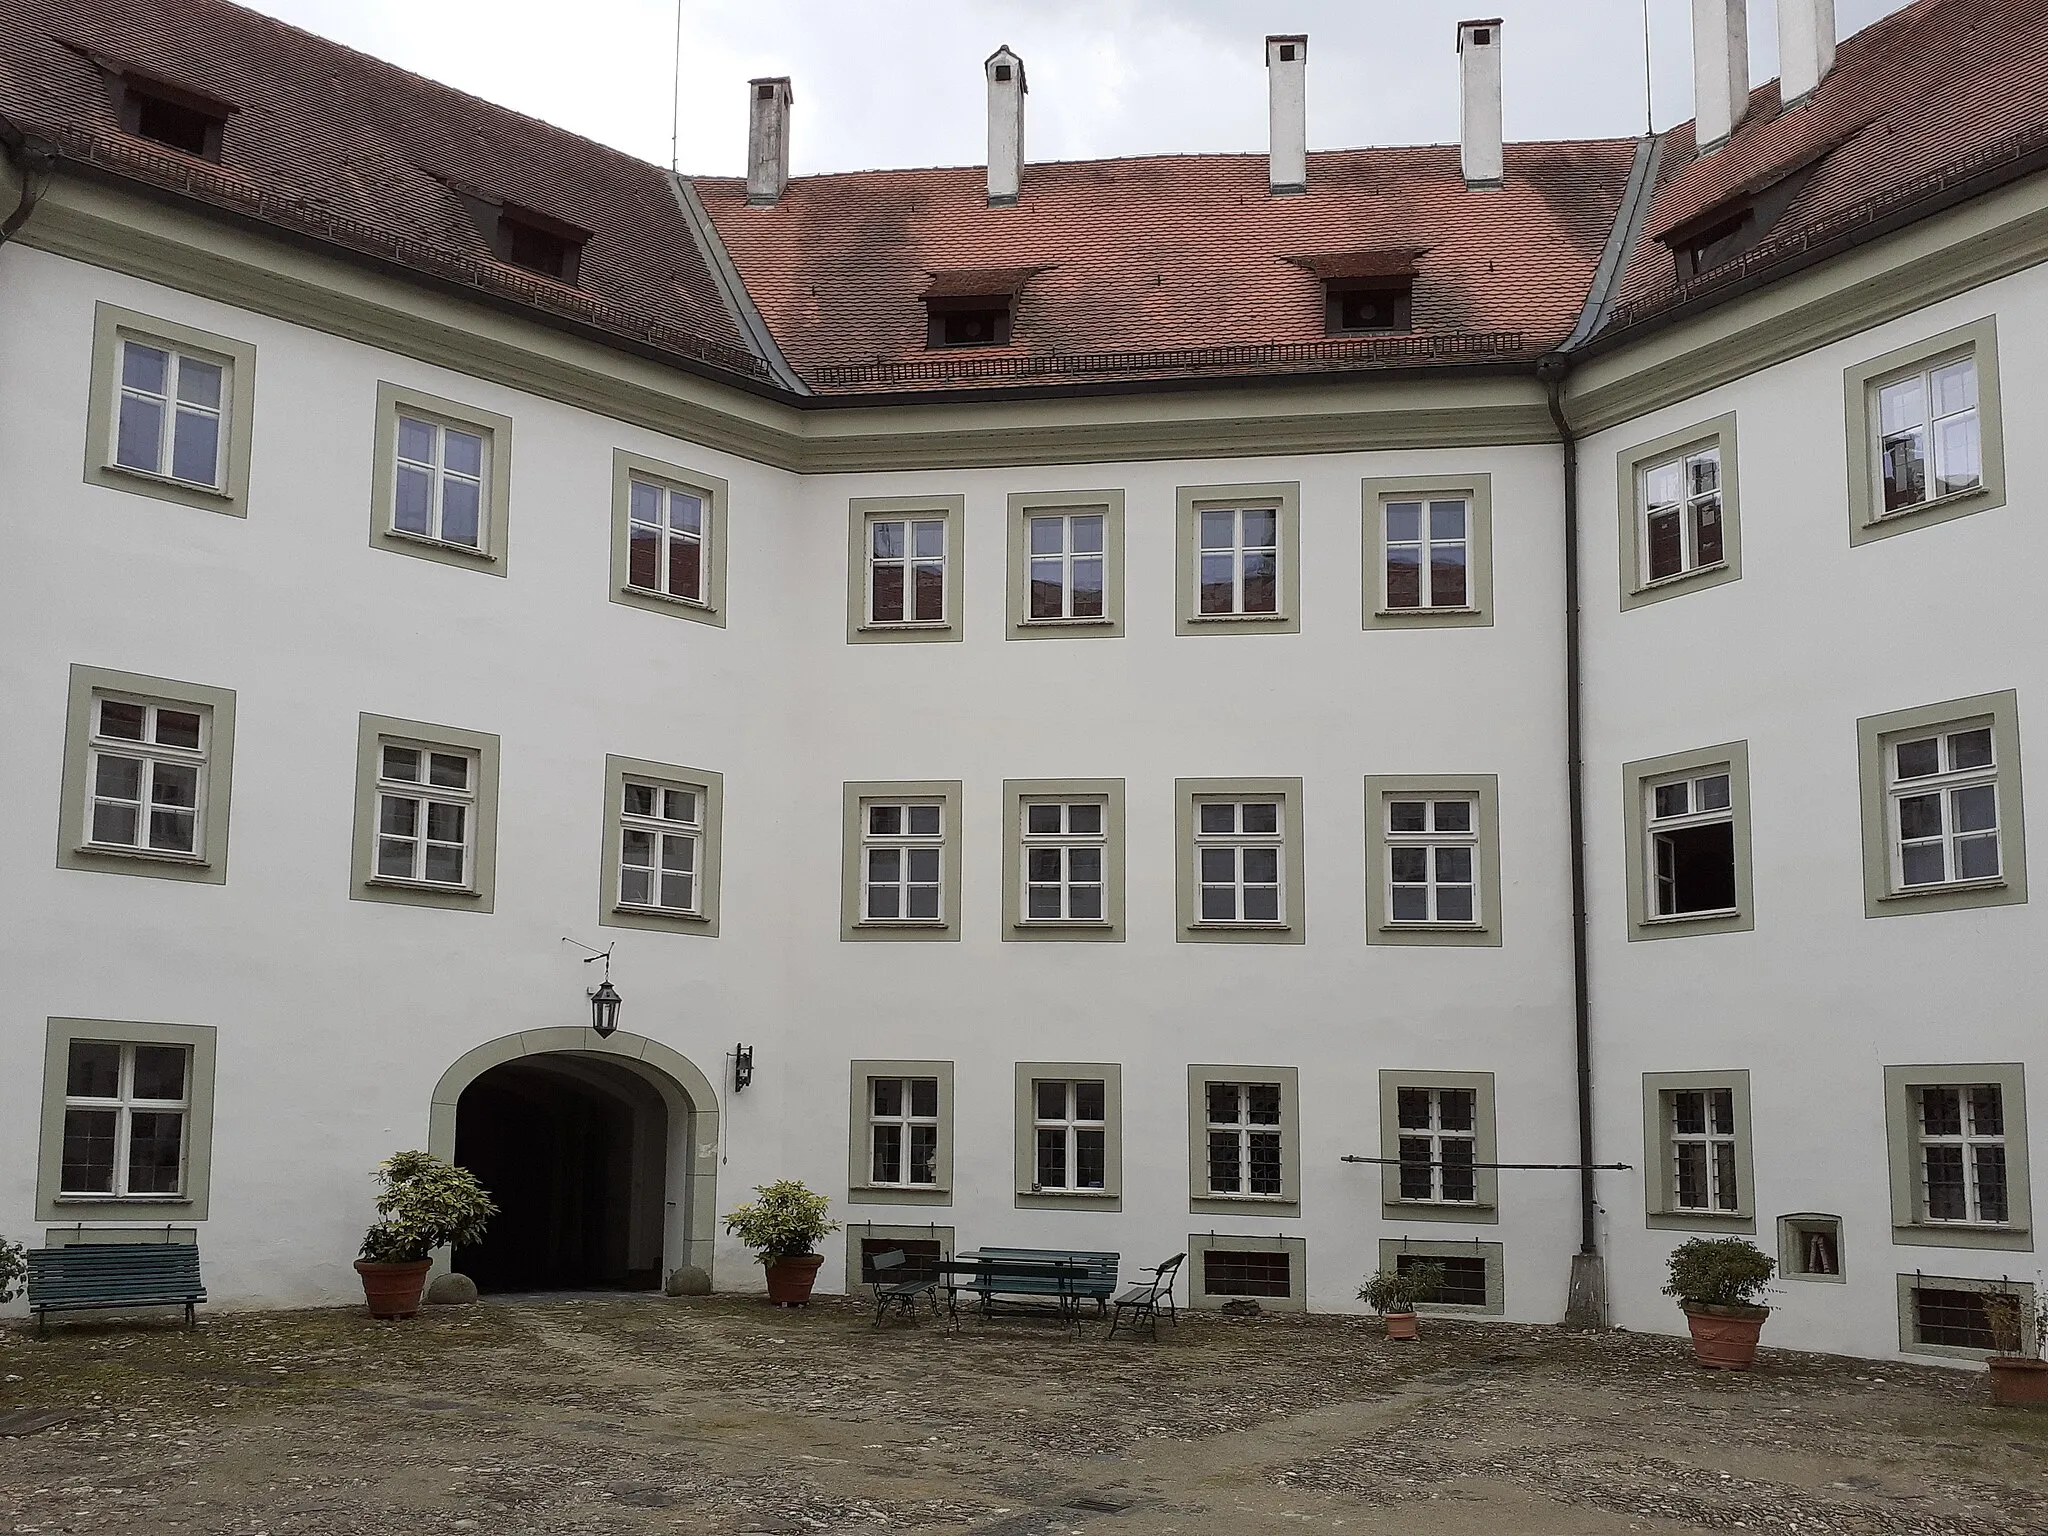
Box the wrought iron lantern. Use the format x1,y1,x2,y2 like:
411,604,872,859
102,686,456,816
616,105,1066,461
589,977,622,1039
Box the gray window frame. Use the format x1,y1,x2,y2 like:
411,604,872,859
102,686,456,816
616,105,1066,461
1844,316,2005,546
369,381,514,574
1641,1069,1756,1233
37,1017,218,1223
58,664,237,885
999,778,1125,941
1174,777,1306,944
1377,1070,1499,1223
841,781,964,941
349,713,501,913
1188,1232,1307,1312
1360,473,1495,629
847,1060,955,1207
1014,1063,1123,1210
1616,414,1742,609
608,449,728,626
598,754,723,937
84,303,258,516
843,1221,954,1296
1187,1064,1301,1216
1896,1273,2037,1361
1377,1237,1506,1315
1006,490,1126,640
1856,692,2026,919
1882,1062,2032,1252
847,495,965,644
1621,740,1755,941
1174,482,1301,636
1363,774,1503,946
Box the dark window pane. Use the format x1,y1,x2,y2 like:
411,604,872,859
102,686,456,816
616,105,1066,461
1694,498,1724,566
132,1046,187,1101
909,1078,938,1118
1396,1088,1431,1130
1656,822,1736,914
67,1041,122,1098
1976,1145,2009,1224
1035,1080,1067,1120
1246,1132,1282,1193
908,1125,939,1184
1073,1080,1105,1121
1207,1130,1240,1192
1919,1087,1962,1136
1207,1083,1239,1123
1075,1128,1106,1189
1646,506,1683,579
1398,1137,1433,1200
1246,1084,1281,1124
871,564,904,622
127,1111,184,1193
1924,1145,1967,1220
1430,548,1467,607
871,1078,902,1117
1036,1126,1066,1188
871,1124,902,1183
61,1108,118,1193
1441,1142,1477,1203
912,561,945,622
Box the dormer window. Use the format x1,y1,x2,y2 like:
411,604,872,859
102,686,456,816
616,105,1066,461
1290,250,1426,337
1326,280,1414,335
920,267,1047,351
110,75,231,162
443,184,589,286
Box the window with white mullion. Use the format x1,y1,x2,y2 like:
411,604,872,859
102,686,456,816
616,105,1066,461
1647,770,1736,918
869,517,947,624
1395,1087,1479,1204
1384,498,1469,610
869,1076,940,1187
1205,1081,1284,1196
114,337,226,489
1196,800,1283,923
86,694,208,857
626,477,707,603
392,414,487,549
1916,1084,2009,1225
1878,355,1981,514
1386,797,1477,924
1639,445,1724,583
60,1040,190,1198
1033,1078,1107,1192
1026,512,1107,620
1889,725,1999,890
618,779,701,914
1669,1088,1741,1213
863,802,944,921
1021,800,1106,921
1196,506,1280,616
374,742,475,887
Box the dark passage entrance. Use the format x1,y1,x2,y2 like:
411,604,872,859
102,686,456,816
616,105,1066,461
452,1055,668,1293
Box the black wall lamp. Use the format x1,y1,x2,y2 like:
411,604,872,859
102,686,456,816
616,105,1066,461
733,1043,754,1093
562,937,622,1038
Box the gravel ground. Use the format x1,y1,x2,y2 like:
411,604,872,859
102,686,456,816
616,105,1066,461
2,1293,2044,1535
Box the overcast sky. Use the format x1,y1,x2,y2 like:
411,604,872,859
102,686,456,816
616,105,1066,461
239,0,1916,176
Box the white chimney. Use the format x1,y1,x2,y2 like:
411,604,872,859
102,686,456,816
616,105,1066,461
1777,0,1837,105
1690,0,1750,151
985,46,1026,207
1456,19,1504,189
1266,34,1308,195
746,77,792,207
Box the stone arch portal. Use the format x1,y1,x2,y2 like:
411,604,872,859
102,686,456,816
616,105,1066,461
428,1029,720,1292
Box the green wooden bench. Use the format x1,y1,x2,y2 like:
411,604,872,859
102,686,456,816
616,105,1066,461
941,1247,1120,1331
1108,1252,1186,1341
27,1244,206,1333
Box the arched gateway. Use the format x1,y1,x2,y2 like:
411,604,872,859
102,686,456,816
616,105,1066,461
427,1029,719,1294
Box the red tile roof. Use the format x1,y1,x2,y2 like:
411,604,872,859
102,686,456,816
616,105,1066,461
1606,0,2048,330
697,141,1640,394
0,0,764,378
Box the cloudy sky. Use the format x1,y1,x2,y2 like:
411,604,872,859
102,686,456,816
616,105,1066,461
239,0,1914,176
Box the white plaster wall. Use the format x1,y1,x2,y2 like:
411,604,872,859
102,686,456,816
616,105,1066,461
0,243,1584,1320
1578,265,2048,1364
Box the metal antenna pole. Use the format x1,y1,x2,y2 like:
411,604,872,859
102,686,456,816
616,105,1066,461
670,0,684,173
1641,0,1656,136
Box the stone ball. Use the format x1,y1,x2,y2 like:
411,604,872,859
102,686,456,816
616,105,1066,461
425,1272,479,1306
664,1265,713,1297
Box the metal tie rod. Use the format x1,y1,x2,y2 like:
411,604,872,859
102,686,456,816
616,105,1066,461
1341,1155,1633,1171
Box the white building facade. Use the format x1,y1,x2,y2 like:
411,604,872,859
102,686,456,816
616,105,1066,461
1,0,2041,1366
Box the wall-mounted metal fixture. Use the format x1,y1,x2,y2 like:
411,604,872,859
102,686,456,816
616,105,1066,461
733,1043,754,1093
562,937,622,1038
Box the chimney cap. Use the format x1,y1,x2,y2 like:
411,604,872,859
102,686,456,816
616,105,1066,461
748,75,793,101
984,45,1027,92
1457,18,1504,49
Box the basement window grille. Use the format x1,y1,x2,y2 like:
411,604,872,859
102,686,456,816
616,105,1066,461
1201,1249,1291,1298
1911,1287,1995,1350
1398,1252,1489,1307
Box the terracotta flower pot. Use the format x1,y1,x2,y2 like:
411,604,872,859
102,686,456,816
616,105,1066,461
354,1259,433,1320
763,1253,824,1307
1988,1355,2048,1407
1682,1303,1769,1369
1384,1311,1420,1341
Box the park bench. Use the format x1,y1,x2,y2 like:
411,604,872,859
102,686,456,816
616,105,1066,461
868,1246,944,1327
940,1247,1119,1333
1107,1252,1186,1341
27,1242,206,1333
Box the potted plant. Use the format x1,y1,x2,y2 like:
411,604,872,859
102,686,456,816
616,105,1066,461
1358,1261,1445,1341
723,1180,838,1306
1665,1237,1774,1369
355,1151,496,1320
1984,1287,2048,1407
0,1237,27,1307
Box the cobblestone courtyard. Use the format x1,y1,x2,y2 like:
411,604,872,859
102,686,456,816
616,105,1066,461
2,1295,2045,1535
